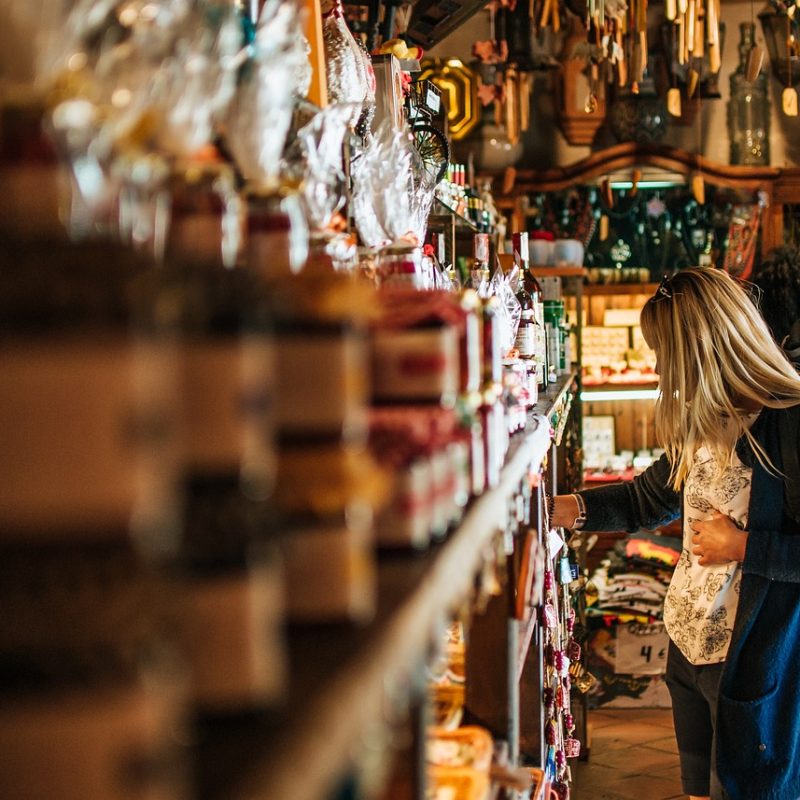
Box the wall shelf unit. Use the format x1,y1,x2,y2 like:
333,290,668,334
197,376,580,800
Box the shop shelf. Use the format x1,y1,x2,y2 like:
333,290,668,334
197,376,577,800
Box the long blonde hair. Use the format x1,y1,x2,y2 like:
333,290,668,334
640,267,800,490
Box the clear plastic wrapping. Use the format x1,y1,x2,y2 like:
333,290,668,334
225,0,311,187
352,120,437,249
44,0,240,156
322,2,369,130
282,102,354,234
491,265,522,356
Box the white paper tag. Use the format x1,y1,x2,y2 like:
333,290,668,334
615,622,669,675
547,529,566,558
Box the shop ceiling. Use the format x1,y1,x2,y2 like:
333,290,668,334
403,0,758,51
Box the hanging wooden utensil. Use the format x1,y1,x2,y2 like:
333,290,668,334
746,45,764,80
784,86,799,115
505,67,520,145
692,172,705,205
783,19,798,115
616,25,628,85
667,87,683,116
667,20,682,116
694,11,705,58
678,15,686,65
687,0,696,55
687,67,700,97
599,214,610,241
519,71,533,131
666,0,677,21
639,29,648,74
746,0,764,81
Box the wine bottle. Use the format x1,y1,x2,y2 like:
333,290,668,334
520,235,548,390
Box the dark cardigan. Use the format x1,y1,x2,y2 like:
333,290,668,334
578,406,800,800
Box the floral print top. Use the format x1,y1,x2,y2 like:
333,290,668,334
663,436,753,665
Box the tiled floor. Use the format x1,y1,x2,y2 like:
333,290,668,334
571,708,684,800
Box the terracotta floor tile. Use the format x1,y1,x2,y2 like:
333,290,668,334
590,746,678,775
572,708,682,799
611,772,684,800
650,762,683,780
589,721,672,745
642,736,680,755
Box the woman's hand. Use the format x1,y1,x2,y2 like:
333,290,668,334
551,495,581,529
690,511,748,565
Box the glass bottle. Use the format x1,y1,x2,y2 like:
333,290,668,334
729,22,770,166
471,233,491,293
522,243,549,391
511,232,539,393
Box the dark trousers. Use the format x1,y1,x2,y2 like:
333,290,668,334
664,640,728,799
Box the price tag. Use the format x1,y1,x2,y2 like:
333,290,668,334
614,622,669,675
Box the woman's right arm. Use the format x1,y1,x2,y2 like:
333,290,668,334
553,453,681,532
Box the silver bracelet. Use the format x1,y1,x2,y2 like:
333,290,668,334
571,493,587,530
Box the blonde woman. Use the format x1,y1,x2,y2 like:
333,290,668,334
552,267,800,800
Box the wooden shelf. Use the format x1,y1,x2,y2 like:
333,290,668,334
430,199,480,233
583,283,658,296
582,380,658,390
530,265,587,279
197,376,577,800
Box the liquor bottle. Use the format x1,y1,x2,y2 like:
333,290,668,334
521,236,549,390
471,233,491,294
511,233,538,390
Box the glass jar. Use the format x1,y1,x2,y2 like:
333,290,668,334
729,22,770,166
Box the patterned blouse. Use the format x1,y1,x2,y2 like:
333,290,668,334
663,429,754,666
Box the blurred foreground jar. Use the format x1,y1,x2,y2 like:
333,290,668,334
151,262,286,712
244,187,309,279
166,162,242,268
0,235,189,800
269,272,380,623
0,237,181,548
0,96,64,239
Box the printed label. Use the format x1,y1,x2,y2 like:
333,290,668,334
187,562,285,708
180,337,274,473
371,327,459,403
275,332,367,435
0,338,179,536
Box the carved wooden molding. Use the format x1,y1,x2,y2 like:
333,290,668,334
487,143,783,194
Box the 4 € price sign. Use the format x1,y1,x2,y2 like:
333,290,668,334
615,622,669,676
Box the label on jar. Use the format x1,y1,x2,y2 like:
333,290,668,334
0,338,180,538
282,519,376,623
180,337,274,476
187,561,285,709
371,327,459,405
0,673,188,800
460,311,481,394
275,330,367,437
